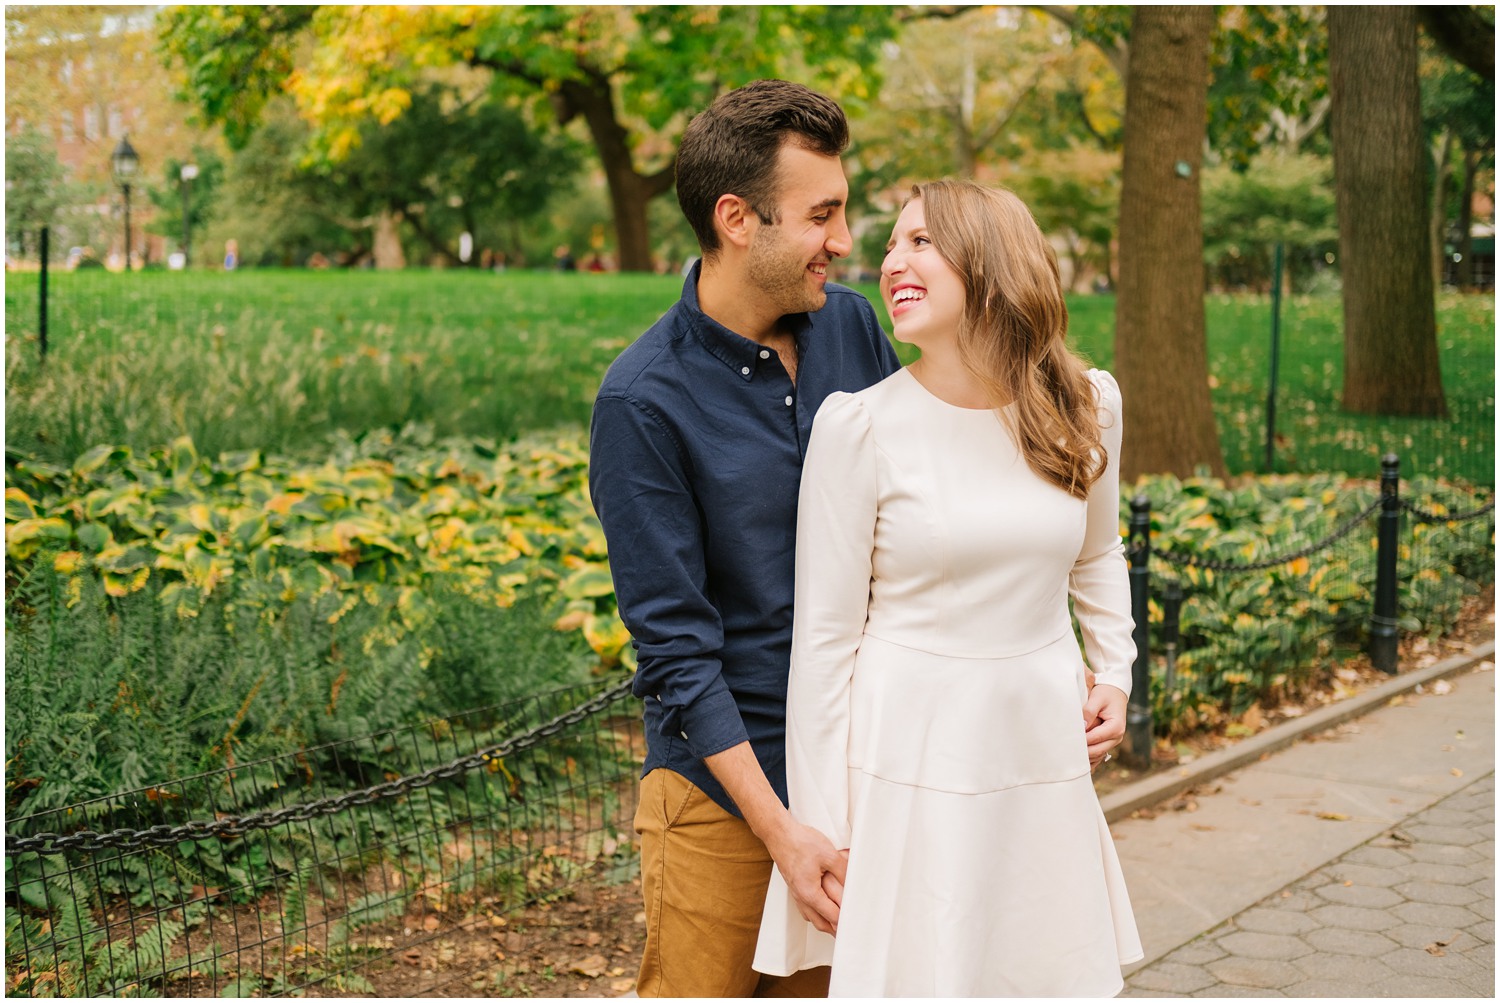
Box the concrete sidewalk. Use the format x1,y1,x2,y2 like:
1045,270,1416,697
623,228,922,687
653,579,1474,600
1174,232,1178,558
1113,646,1495,997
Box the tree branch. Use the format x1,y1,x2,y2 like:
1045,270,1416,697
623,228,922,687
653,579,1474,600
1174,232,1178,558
1417,6,1494,81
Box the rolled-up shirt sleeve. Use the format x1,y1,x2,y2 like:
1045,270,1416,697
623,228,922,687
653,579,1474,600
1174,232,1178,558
589,393,749,758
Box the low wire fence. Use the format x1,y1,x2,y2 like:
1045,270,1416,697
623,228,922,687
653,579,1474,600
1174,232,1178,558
6,679,640,997
1121,454,1494,758
5,464,1494,997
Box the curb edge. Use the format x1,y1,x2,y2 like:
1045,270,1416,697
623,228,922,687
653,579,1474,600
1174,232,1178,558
1100,640,1497,824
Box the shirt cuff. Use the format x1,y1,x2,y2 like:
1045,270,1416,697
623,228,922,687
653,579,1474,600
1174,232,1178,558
676,685,751,760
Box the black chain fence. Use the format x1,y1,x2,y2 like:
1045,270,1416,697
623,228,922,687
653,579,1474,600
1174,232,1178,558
7,464,1494,996
6,678,642,998
1119,456,1495,761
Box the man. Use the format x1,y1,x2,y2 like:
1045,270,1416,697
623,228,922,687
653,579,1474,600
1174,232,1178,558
588,80,901,997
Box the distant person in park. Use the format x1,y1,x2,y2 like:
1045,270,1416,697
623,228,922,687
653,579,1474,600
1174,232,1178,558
753,180,1140,996
223,238,238,272
588,79,900,997
554,244,576,271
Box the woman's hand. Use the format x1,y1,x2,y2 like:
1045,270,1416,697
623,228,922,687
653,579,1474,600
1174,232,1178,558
1083,683,1128,771
820,849,851,922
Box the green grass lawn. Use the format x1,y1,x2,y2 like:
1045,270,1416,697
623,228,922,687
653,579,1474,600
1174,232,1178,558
6,268,1494,483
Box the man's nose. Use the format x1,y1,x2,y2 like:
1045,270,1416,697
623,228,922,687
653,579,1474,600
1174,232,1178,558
825,216,853,259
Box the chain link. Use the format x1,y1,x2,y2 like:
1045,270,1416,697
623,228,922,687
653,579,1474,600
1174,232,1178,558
6,677,637,858
1149,498,1384,572
1400,495,1495,524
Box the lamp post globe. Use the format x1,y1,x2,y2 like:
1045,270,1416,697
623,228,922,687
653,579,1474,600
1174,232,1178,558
111,135,140,271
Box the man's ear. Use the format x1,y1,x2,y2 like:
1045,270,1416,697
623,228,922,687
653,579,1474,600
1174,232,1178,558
713,194,757,251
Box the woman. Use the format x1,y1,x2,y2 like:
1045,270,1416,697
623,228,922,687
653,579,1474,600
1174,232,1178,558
754,180,1142,997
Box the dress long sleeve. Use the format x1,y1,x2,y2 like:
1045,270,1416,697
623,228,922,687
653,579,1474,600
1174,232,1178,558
785,392,878,849
1069,370,1136,696
753,392,876,976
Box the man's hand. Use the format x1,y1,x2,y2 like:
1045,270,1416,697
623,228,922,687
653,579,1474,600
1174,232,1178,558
702,741,847,934
764,818,847,935
1083,682,1128,770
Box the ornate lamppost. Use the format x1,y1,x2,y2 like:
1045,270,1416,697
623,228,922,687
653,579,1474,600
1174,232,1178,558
111,135,140,271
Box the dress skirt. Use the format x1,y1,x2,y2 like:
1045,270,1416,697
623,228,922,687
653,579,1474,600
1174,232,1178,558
755,632,1143,998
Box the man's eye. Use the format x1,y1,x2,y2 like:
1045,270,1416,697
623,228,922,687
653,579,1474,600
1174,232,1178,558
813,215,830,224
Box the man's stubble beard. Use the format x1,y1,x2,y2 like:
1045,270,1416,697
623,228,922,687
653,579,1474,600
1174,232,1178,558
747,226,826,316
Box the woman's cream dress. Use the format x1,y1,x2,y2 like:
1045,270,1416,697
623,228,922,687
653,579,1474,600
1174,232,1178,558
754,367,1142,997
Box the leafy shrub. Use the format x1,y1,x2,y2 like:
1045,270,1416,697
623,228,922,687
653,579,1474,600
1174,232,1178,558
1129,472,1493,735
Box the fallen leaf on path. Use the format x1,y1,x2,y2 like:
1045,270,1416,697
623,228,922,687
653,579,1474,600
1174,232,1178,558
571,954,608,978
401,949,422,966
422,915,440,931
1190,824,1216,832
1452,768,1465,777
1317,811,1350,821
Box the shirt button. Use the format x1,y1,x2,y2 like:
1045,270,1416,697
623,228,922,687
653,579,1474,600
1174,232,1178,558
785,396,794,406
759,350,770,359
741,366,750,376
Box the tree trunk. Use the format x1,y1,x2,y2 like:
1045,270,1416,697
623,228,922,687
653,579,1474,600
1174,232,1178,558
1328,6,1446,417
372,209,407,270
559,75,674,272
1430,127,1453,289
1112,6,1225,480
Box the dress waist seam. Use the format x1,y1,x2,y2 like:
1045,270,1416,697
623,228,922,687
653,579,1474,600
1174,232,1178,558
861,627,1074,661
844,764,1094,797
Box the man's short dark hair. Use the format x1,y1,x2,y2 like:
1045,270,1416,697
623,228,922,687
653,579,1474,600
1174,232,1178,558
675,79,849,258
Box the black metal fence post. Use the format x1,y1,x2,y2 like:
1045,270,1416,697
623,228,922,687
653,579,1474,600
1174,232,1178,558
1264,241,1284,472
1370,453,1402,673
1124,494,1153,769
39,225,49,359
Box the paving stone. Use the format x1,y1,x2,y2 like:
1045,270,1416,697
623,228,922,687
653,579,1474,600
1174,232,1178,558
1393,901,1486,929
1302,926,1397,957
1192,984,1285,997
1125,962,1217,994
1405,860,1488,885
1121,990,1190,998
1342,845,1414,869
1370,973,1481,996
1159,940,1228,966
1285,977,1375,996
1313,881,1405,909
1291,950,1393,983
1325,862,1404,887
1380,945,1493,981
1404,823,1485,847
1306,902,1401,932
1468,919,1493,943
1415,808,1481,828
1232,906,1321,936
1204,957,1303,989
1404,842,1483,866
1385,922,1477,950
1214,930,1314,961
1395,878,1484,906
1468,894,1494,921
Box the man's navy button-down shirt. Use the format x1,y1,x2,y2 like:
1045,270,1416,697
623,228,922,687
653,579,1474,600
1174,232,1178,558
589,264,900,817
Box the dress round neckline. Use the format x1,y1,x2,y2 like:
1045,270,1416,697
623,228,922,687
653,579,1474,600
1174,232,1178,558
899,366,1009,413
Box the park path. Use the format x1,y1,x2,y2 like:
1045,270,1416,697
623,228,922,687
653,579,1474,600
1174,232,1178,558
1117,652,1494,997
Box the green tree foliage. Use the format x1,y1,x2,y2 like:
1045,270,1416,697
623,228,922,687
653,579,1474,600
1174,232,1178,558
1200,153,1337,292
159,5,899,271
4,127,79,257
143,146,225,264
196,88,582,268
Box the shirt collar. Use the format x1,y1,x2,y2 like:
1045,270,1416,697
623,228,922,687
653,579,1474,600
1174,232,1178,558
679,259,813,382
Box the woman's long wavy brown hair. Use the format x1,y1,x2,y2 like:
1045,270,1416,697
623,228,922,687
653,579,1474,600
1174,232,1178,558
911,179,1106,499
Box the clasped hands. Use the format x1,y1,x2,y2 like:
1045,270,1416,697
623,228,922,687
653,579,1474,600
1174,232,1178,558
769,820,849,936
